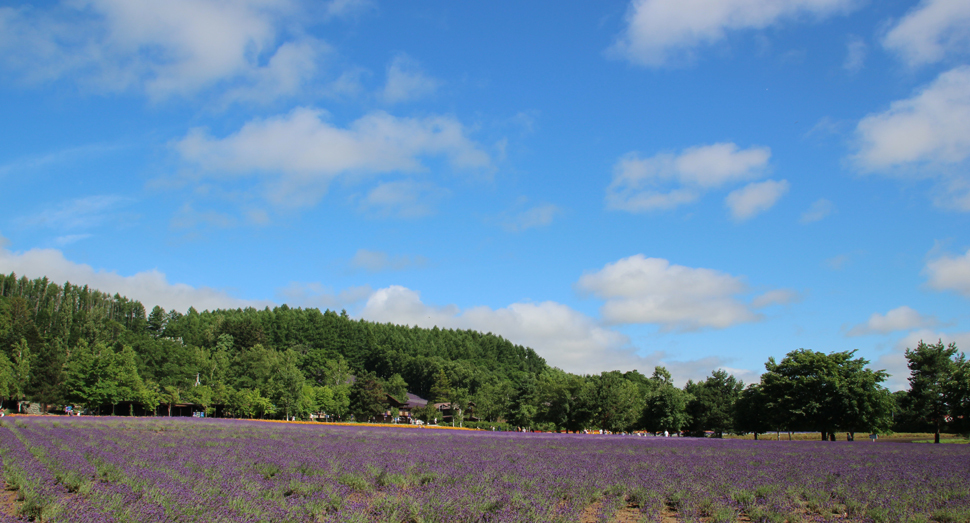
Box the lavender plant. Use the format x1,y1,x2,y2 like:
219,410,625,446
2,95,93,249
0,417,966,523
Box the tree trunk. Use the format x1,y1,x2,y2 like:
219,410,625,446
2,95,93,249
935,429,941,444
753,432,758,441
829,432,835,442
821,431,827,441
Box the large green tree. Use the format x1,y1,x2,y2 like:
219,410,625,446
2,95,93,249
734,384,772,439
760,349,893,440
578,371,641,433
536,369,587,432
905,340,965,443
684,370,743,438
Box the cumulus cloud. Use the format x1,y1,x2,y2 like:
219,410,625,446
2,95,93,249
925,249,970,297
575,254,774,330
883,0,970,67
875,329,970,391
853,67,970,209
609,0,858,67
175,107,489,207
381,54,439,104
357,284,744,380
350,249,427,272
0,245,266,312
725,179,789,221
0,0,326,101
847,306,938,336
854,67,970,169
800,198,835,223
360,285,634,373
606,143,770,213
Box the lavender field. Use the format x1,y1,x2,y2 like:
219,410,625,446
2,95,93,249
0,417,967,523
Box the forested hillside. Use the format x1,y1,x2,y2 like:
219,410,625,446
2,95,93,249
1,273,967,439
0,273,547,419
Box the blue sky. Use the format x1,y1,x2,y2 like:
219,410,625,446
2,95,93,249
2,0,969,389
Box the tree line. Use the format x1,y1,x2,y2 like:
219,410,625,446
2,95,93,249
1,273,967,440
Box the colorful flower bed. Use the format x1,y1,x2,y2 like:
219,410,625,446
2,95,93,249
0,417,967,522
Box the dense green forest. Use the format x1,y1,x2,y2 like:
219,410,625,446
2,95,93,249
1,273,968,440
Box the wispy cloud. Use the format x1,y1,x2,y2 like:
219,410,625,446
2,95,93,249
0,143,122,177
800,198,835,223
502,203,562,232
381,54,439,104
349,249,428,272
843,35,867,72
359,180,450,218
17,195,134,231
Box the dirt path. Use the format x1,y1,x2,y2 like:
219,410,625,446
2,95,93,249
578,502,757,523
0,483,19,519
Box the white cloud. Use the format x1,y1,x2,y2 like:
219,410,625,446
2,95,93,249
855,67,970,170
852,67,970,210
357,284,721,376
576,254,767,330
609,0,858,67
847,306,938,336
175,107,489,208
349,249,427,272
0,245,266,312
606,143,770,213
725,179,789,221
925,249,970,297
800,198,835,223
876,329,970,391
0,0,326,101
381,54,439,104
502,203,561,232
883,0,970,67
843,34,867,72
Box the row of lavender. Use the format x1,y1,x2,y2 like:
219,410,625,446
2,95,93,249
0,417,967,523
